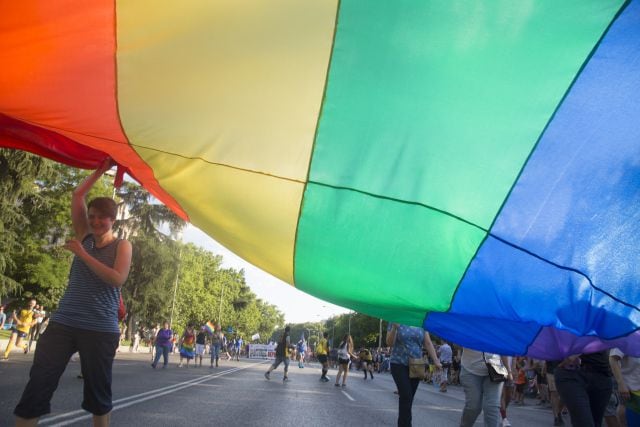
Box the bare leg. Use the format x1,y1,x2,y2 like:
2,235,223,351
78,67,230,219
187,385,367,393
3,332,18,358
16,416,39,427
335,366,343,385
93,412,111,427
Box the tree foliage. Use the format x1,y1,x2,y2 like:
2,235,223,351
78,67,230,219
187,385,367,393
0,149,54,296
281,312,389,351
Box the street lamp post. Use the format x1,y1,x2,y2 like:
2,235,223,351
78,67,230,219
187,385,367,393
169,247,182,329
217,283,225,325
332,322,335,348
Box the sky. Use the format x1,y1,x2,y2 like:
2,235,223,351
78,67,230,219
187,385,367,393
181,225,349,324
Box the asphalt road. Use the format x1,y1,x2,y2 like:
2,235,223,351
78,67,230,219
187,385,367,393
0,351,559,426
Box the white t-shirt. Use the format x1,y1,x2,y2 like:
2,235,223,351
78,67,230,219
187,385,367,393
461,348,502,376
439,344,453,364
611,348,640,391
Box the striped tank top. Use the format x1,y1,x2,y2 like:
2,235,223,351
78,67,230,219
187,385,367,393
52,234,121,333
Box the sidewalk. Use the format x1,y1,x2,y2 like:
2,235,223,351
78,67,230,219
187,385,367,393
0,337,156,356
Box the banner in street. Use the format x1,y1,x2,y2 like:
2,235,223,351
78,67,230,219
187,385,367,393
248,344,276,360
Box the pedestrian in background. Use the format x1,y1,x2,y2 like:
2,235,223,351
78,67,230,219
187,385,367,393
335,334,356,387
0,305,6,330
209,323,224,368
438,341,453,392
610,348,640,427
25,305,45,353
151,321,172,369
2,299,37,360
459,348,512,427
316,332,331,382
195,326,207,367
178,325,196,368
555,350,613,427
265,326,291,382
386,323,441,427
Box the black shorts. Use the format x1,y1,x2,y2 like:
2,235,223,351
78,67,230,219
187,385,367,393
338,358,350,366
318,355,328,364
14,322,120,418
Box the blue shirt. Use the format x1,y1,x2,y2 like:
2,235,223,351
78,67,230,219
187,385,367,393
388,324,425,366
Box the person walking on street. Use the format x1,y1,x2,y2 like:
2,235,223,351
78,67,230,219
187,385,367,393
459,348,512,427
195,326,207,367
178,325,196,368
334,334,356,387
0,305,6,330
555,350,613,427
2,299,37,360
610,348,640,427
151,321,172,369
386,323,441,427
25,305,45,353
209,324,223,368
438,341,453,392
316,332,331,382
297,338,307,368
265,326,291,382
234,335,243,361
359,347,375,380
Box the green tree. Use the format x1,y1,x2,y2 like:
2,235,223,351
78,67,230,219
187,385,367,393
116,182,186,337
124,234,180,333
255,299,284,341
116,182,184,240
0,149,53,296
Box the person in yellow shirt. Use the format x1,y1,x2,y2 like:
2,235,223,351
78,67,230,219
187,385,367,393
2,299,37,360
359,347,375,380
316,332,330,382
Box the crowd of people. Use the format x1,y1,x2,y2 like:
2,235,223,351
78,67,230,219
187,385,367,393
257,322,638,427
6,304,638,427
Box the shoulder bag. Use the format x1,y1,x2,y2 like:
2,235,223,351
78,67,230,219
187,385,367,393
408,356,428,380
483,352,508,383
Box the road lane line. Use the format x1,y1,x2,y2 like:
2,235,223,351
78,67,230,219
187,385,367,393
39,369,242,424
40,363,262,426
342,390,356,401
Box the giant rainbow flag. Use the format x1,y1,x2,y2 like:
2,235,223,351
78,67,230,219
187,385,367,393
1,1,639,358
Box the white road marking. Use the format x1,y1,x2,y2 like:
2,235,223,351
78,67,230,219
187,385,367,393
40,363,261,426
342,390,356,401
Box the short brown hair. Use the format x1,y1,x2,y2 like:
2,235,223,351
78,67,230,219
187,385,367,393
87,197,117,220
